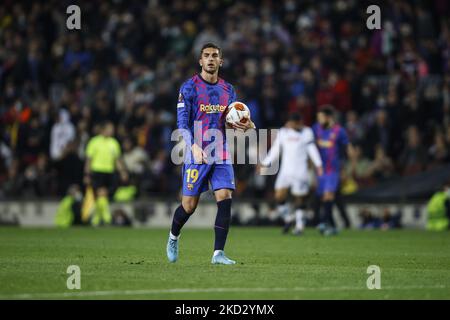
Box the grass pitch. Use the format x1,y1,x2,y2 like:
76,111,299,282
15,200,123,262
0,227,449,299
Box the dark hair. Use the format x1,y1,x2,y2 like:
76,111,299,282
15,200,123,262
289,112,302,122
200,42,222,58
318,105,335,116
101,120,113,129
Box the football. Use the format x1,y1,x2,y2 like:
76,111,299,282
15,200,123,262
226,101,251,124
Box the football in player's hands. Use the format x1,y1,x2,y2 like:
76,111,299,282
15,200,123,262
226,101,251,125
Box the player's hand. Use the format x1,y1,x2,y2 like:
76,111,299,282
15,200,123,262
230,116,255,132
191,143,208,164
120,171,129,183
316,166,324,177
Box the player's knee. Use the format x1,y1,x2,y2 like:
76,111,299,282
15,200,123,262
181,199,197,214
294,198,307,210
214,189,233,202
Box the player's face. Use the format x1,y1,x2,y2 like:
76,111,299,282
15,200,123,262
317,112,328,126
104,124,114,136
199,48,223,74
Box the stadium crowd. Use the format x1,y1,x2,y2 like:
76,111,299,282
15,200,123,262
0,0,450,200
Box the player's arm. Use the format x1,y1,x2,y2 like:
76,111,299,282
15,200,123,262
306,139,323,176
83,157,92,185
346,143,355,158
226,85,255,131
115,158,129,182
116,158,128,181
309,125,323,176
259,130,281,169
113,139,128,182
339,127,353,159
177,85,207,164
84,139,94,185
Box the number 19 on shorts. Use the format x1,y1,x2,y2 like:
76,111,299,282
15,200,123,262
186,169,199,183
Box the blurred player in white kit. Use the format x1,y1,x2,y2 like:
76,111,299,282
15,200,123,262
259,113,323,235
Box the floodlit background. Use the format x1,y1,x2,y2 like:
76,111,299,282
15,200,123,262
0,0,450,301
0,0,449,229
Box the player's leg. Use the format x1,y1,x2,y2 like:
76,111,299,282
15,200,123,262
321,172,339,235
292,196,307,235
167,164,209,263
291,176,310,235
170,195,200,237
90,173,112,227
275,187,291,233
96,187,112,226
210,164,236,265
291,178,310,235
335,184,350,228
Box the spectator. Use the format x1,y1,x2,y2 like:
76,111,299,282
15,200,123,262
343,144,373,189
428,131,450,168
122,137,149,190
50,109,76,161
344,111,365,145
365,109,392,158
287,95,313,126
0,0,449,199
367,144,395,181
400,126,427,175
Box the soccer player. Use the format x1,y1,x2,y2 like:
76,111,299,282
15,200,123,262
84,121,129,226
259,113,323,235
312,105,353,235
166,43,255,265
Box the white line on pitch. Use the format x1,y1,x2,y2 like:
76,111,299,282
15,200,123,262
0,285,447,299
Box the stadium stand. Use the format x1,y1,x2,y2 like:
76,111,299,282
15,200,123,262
0,0,449,202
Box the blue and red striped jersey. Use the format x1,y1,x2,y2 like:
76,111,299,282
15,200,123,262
312,123,349,173
177,74,237,163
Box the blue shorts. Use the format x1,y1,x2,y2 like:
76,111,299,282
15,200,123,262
182,163,235,196
317,172,339,196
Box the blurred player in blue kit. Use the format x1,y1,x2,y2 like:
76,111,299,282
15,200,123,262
313,105,353,235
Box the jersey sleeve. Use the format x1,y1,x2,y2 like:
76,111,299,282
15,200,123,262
304,127,322,168
177,82,194,146
228,85,237,105
261,129,282,167
303,128,315,144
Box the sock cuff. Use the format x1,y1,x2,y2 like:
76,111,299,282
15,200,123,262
217,198,232,207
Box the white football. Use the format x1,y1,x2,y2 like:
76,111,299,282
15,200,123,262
226,101,251,124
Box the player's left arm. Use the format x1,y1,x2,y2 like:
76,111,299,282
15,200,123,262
225,85,255,131
339,127,354,159
114,140,129,183
305,128,323,176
